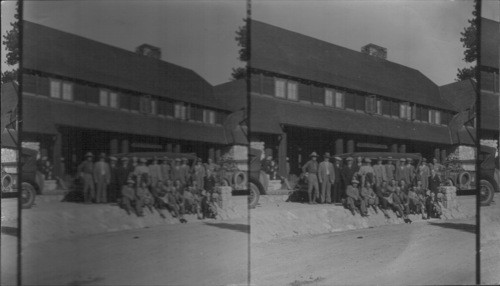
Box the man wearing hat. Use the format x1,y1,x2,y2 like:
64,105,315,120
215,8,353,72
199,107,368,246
149,157,162,188
179,157,191,185
358,158,375,187
133,158,150,185
93,153,111,203
341,157,357,197
345,179,367,216
332,157,343,203
384,157,395,182
373,158,387,186
121,178,140,216
108,156,120,203
77,152,95,203
318,152,335,204
418,158,431,190
160,157,172,182
115,157,130,201
302,152,320,204
395,158,406,183
171,158,183,183
404,158,416,185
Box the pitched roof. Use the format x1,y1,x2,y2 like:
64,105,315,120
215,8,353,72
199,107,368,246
214,79,247,112
481,18,499,70
439,80,476,112
250,20,456,111
22,21,221,109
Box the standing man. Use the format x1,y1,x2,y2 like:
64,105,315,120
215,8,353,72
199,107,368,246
93,153,111,203
418,158,431,190
332,157,343,204
359,158,375,186
373,158,387,186
160,157,171,182
429,169,442,195
133,158,150,185
341,157,357,194
108,156,120,203
77,152,95,204
302,152,320,204
395,158,406,183
192,158,206,191
405,158,416,185
116,157,130,202
171,158,183,183
318,152,335,204
149,157,162,188
385,158,395,182
179,158,191,186
430,158,443,179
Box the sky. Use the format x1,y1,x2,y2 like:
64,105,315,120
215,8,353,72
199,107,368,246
1,0,498,86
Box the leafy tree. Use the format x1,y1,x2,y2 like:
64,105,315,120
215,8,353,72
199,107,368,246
230,20,248,81
456,0,478,82
1,1,20,84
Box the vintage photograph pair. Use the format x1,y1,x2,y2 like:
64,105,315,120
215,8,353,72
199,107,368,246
1,0,499,285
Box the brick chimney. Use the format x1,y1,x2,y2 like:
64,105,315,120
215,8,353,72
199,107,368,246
361,43,387,60
135,44,162,60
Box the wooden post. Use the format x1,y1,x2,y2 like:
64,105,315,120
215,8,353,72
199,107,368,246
347,139,355,153
390,144,398,153
278,133,287,177
110,139,119,155
121,139,129,153
174,144,181,153
399,144,406,153
335,138,344,155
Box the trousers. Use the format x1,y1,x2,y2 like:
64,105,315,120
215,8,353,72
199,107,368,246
320,179,332,203
95,176,108,203
307,174,319,203
82,173,95,203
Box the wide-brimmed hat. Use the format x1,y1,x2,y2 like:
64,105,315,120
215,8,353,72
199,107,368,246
109,156,117,161
310,152,318,157
346,157,354,161
323,152,331,158
175,158,181,162
352,179,359,184
334,156,342,161
139,158,147,163
85,152,94,158
400,158,406,162
364,158,371,163
127,178,135,184
121,157,129,161
182,157,188,161
406,158,412,162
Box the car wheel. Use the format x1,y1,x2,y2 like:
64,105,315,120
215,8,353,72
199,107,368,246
248,178,262,209
21,182,36,209
480,179,494,206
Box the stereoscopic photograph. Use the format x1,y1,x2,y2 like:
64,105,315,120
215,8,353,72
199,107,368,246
1,0,499,285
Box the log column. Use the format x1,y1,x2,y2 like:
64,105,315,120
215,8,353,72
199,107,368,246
278,133,287,177
347,139,355,153
335,138,344,155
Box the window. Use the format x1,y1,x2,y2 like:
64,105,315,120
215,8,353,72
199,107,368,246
287,81,298,100
150,99,157,115
109,92,118,108
429,110,441,124
344,92,355,109
174,103,186,119
376,99,382,115
50,80,61,99
62,82,73,101
399,102,411,120
275,79,286,98
365,96,376,113
203,110,216,124
99,89,109,106
325,89,334,106
335,91,345,108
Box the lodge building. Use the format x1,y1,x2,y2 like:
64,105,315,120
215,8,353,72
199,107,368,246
216,20,477,176
6,21,245,176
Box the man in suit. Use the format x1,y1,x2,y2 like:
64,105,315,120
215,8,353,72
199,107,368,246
108,156,120,203
346,179,367,216
341,157,357,195
93,153,111,203
373,158,387,186
160,157,171,182
115,157,130,202
405,158,416,185
429,169,442,195
149,157,162,188
385,158,395,182
418,158,431,190
332,157,343,203
302,152,320,204
318,152,335,204
77,152,95,204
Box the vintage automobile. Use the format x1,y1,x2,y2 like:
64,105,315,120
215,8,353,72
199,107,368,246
477,145,499,206
1,129,39,209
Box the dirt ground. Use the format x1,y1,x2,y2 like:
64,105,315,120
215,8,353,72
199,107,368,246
481,196,500,285
251,217,476,285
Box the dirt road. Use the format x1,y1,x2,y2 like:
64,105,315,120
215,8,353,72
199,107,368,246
18,220,249,286
251,217,476,285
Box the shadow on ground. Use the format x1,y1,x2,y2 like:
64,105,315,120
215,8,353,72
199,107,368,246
1,226,18,237
204,222,249,233
428,222,476,234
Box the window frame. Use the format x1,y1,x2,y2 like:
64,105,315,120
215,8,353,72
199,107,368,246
50,79,61,99
174,103,186,120
99,89,109,107
335,91,345,109
286,81,298,101
61,82,73,101
274,78,286,99
324,89,334,107
109,92,118,109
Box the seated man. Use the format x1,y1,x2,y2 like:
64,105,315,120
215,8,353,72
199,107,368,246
345,179,367,217
360,181,379,214
425,191,442,219
158,180,186,222
375,180,392,219
392,187,411,223
121,178,140,216
135,177,155,217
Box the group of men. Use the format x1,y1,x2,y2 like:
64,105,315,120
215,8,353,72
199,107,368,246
301,152,446,220
76,152,221,221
